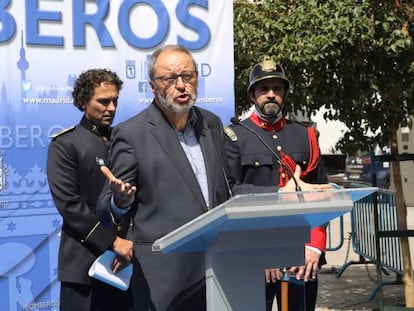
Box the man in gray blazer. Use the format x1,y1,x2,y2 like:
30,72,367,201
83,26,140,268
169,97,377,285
97,45,231,310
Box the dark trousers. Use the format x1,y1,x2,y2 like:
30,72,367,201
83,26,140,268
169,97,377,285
60,280,132,311
266,278,318,311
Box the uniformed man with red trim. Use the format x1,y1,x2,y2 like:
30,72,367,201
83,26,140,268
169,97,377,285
225,57,330,311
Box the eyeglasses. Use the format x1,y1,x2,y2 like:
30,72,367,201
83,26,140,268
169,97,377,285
153,71,198,87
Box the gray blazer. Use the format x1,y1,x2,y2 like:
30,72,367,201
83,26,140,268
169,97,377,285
98,102,230,310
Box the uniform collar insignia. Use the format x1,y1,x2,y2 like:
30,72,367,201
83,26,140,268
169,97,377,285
80,117,111,140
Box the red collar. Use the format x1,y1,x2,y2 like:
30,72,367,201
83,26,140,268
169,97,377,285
249,113,287,131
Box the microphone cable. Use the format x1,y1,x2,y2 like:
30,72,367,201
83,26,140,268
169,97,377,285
230,117,302,192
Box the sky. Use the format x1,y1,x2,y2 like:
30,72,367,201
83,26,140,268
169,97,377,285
312,108,348,154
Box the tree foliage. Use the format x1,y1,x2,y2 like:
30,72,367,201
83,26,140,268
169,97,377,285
234,0,414,154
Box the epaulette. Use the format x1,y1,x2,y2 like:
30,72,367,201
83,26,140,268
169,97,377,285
49,126,75,139
224,126,237,142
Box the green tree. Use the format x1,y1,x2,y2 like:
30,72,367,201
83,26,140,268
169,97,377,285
234,0,414,306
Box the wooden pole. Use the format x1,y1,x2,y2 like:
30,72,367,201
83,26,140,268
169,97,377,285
281,268,289,311
390,133,414,307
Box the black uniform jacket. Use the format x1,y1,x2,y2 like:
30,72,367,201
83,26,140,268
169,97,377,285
97,102,230,310
47,117,117,285
225,117,328,193
224,117,328,258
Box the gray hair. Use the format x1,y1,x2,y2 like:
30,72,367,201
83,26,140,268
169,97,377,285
148,45,197,80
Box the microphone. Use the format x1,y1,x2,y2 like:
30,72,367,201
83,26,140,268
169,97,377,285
230,117,302,192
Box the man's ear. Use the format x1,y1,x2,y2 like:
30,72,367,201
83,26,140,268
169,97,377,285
249,90,255,103
149,80,156,94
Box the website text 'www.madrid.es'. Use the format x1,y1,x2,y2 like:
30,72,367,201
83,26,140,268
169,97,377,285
22,97,73,104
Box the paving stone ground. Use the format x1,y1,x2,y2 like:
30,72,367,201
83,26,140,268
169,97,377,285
315,265,405,311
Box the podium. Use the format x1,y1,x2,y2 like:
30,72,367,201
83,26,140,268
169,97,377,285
152,188,379,311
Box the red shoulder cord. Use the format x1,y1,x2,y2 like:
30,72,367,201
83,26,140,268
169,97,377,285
278,126,320,186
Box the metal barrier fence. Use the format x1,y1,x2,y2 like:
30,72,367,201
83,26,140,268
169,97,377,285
326,215,345,252
326,153,414,308
334,189,403,300
353,191,403,273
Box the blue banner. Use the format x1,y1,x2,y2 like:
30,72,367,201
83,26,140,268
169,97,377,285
0,1,234,310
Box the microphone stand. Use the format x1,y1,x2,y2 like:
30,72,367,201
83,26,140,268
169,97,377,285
230,117,302,192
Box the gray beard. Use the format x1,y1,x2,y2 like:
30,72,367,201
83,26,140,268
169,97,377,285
153,83,196,113
158,94,193,113
254,104,283,123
